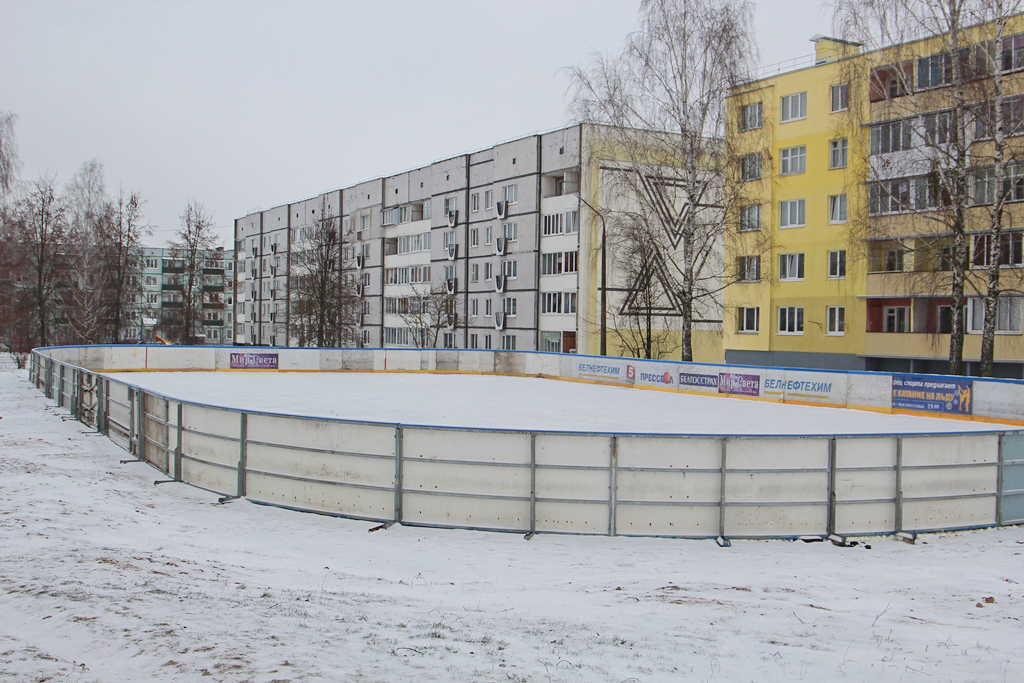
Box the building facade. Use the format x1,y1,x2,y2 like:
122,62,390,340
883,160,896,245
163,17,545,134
726,16,1024,378
235,124,725,361
133,246,235,344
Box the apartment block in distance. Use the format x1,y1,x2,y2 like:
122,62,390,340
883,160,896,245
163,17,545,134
726,15,1024,378
235,124,725,361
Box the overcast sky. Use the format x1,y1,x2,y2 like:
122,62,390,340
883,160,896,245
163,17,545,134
1,0,834,247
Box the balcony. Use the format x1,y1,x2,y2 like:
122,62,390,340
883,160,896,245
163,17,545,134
865,331,1024,360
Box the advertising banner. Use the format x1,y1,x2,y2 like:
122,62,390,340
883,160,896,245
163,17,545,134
576,359,626,383
633,363,677,388
892,374,973,415
678,369,762,397
762,370,848,405
230,352,279,370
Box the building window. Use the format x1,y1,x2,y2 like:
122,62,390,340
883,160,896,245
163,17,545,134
485,225,493,245
502,222,518,241
740,154,762,181
503,184,518,204
501,334,517,350
485,298,492,317
870,119,912,154
739,204,761,232
740,102,762,131
778,306,804,334
541,251,578,275
361,330,370,347
484,262,493,280
738,255,760,282
470,298,478,317
541,292,577,314
779,253,805,280
827,306,846,335
830,83,849,112
924,111,953,145
869,179,911,215
502,259,518,279
443,197,458,215
972,232,1024,267
780,199,805,228
828,250,847,279
471,193,480,212
780,92,807,122
885,248,905,272
502,296,517,317
780,145,806,175
470,228,479,247
829,138,848,169
829,194,847,223
469,333,479,348
442,332,456,349
969,295,1023,333
738,307,759,333
918,52,952,89
484,189,494,209
884,306,910,333
539,331,561,352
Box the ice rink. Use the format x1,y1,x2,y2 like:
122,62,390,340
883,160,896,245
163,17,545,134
103,371,1008,435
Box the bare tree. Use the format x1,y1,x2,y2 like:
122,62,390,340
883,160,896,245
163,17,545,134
289,198,360,347
570,0,760,361
105,189,147,343
164,200,218,344
0,110,19,196
395,284,461,348
63,161,110,343
9,176,69,347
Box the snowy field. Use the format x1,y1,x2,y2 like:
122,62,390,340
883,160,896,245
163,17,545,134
2,357,1023,682
103,371,1010,435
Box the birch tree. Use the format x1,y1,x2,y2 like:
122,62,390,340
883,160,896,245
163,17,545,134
569,0,759,361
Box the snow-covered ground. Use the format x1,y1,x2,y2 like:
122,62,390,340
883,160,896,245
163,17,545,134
3,357,1023,682
104,371,1009,435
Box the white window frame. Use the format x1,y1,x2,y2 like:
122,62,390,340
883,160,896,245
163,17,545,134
827,306,846,335
968,295,1023,334
739,204,761,232
780,145,806,175
780,92,807,122
884,306,910,333
831,83,849,113
471,193,480,212
484,189,494,209
829,138,848,169
738,255,760,282
503,184,518,204
780,199,806,229
778,306,804,334
740,102,762,131
828,250,847,279
738,307,759,333
779,253,805,281
829,194,848,224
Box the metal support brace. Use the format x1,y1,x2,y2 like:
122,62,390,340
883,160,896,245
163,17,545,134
237,412,248,497
827,437,838,537
128,387,136,455
997,433,1006,526
718,437,730,547
394,426,404,524
174,403,183,481
526,433,537,540
608,436,618,536
895,436,904,533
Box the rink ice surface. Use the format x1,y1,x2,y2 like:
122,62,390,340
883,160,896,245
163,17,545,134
102,371,1010,435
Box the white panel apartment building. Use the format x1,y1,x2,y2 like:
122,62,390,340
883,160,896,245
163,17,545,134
235,126,584,352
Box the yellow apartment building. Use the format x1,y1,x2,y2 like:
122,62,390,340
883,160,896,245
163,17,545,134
726,16,1024,378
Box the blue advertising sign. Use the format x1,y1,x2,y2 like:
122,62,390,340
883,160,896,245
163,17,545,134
891,374,973,415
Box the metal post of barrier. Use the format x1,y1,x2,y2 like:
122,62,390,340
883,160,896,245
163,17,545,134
237,412,248,497
718,438,729,545
136,391,146,458
894,436,904,533
608,435,618,537
827,437,838,537
174,403,183,481
127,387,136,455
57,364,65,406
997,433,1006,526
164,399,171,475
394,426,404,524
528,433,537,538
